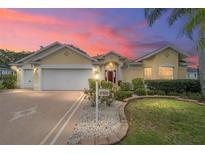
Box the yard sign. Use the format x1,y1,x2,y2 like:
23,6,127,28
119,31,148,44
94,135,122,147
99,89,109,96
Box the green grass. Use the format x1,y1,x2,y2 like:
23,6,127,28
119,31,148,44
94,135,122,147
120,99,205,145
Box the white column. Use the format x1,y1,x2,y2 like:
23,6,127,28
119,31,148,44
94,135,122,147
101,66,105,80
38,67,42,91
118,63,123,81
20,68,24,88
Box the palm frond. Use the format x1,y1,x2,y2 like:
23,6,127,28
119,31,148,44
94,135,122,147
196,24,205,50
144,8,168,26
183,9,205,39
168,8,193,26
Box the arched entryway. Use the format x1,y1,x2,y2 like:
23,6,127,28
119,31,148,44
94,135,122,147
104,62,119,84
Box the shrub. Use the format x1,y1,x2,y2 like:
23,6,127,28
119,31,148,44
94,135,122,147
84,88,96,107
100,80,114,106
168,91,179,96
0,83,4,89
135,88,146,96
156,90,166,95
120,82,132,91
114,90,133,101
101,80,112,90
186,92,204,100
88,78,96,91
132,78,144,90
100,94,114,106
147,89,156,95
1,74,16,89
145,79,201,95
118,80,122,86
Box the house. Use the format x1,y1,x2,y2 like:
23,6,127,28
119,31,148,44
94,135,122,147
0,65,15,75
187,67,199,79
11,41,188,91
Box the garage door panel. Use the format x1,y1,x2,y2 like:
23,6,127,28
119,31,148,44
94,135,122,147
23,69,33,88
42,69,92,90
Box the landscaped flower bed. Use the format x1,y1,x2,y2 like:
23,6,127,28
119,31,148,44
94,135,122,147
67,100,123,144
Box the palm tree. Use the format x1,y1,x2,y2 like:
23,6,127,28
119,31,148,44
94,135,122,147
145,8,205,96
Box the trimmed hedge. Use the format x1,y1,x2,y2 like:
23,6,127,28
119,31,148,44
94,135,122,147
101,80,112,90
135,88,146,96
0,83,4,89
132,78,144,90
145,79,201,95
114,90,133,101
120,82,132,91
147,89,156,95
0,74,17,89
88,78,96,91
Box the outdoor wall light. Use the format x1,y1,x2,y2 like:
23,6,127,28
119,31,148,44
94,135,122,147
33,67,38,73
109,62,113,67
95,71,100,80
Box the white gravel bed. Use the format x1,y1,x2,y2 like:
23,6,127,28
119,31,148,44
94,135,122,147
67,100,122,144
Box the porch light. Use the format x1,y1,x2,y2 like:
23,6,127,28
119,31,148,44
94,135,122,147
109,62,113,67
94,70,100,80
33,67,38,73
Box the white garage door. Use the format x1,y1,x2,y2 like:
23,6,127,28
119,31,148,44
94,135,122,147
23,69,33,88
42,69,92,90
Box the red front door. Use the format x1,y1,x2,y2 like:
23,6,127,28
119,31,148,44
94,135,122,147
108,71,113,82
105,70,116,83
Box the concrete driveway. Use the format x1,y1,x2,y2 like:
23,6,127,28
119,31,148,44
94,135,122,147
0,89,85,145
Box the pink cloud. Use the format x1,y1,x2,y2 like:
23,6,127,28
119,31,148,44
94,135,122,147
0,9,151,59
186,55,198,68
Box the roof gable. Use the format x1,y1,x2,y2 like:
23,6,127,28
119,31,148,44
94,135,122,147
32,45,96,62
133,45,188,63
13,42,96,65
95,51,127,60
14,41,62,64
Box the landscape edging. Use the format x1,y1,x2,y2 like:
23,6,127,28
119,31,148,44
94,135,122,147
124,95,205,106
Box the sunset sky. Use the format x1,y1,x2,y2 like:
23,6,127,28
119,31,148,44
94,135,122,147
0,8,198,64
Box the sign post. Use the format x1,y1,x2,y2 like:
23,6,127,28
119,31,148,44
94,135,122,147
96,80,99,122
94,71,100,123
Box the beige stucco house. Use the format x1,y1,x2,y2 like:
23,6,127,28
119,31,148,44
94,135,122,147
11,41,188,91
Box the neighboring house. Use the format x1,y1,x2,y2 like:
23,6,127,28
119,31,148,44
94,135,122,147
11,42,188,91
187,67,199,79
0,66,15,75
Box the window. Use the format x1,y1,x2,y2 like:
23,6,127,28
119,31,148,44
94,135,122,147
144,68,152,79
159,67,173,79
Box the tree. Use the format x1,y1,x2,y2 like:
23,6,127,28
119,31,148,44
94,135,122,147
145,8,205,96
0,49,33,67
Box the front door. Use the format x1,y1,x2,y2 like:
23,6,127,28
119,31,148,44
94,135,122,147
108,71,113,82
105,70,116,83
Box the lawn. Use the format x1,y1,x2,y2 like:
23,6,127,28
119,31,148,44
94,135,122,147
120,99,205,144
